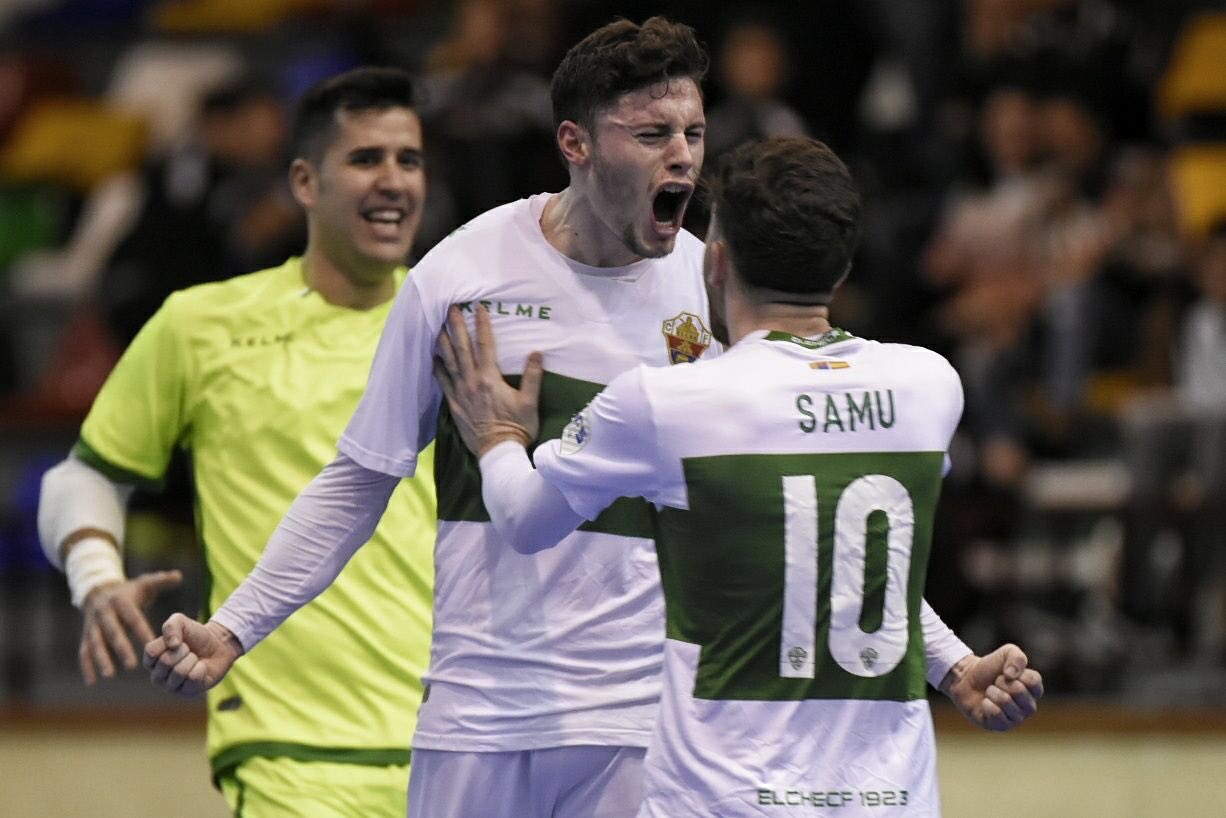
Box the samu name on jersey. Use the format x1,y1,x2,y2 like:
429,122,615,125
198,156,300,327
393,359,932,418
534,329,964,817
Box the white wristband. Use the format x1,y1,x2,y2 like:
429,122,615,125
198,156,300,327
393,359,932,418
65,537,125,608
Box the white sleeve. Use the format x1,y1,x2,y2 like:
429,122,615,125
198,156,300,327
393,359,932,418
210,452,399,652
478,441,586,553
37,454,133,570
921,599,972,688
533,366,666,520
941,356,966,476
338,274,444,477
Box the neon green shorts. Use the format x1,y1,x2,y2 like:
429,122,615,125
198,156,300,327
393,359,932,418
218,756,409,818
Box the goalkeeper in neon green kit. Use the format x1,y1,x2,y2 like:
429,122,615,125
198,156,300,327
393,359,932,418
37,67,436,817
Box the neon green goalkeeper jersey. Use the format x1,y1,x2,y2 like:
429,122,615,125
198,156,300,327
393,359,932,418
75,258,435,777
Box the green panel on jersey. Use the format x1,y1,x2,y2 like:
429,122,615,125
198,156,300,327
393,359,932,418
655,451,945,703
436,369,655,539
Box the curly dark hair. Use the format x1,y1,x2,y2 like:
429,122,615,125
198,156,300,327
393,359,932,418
550,16,708,131
709,137,861,302
292,66,417,165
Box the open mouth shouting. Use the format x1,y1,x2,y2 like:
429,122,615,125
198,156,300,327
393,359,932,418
651,182,693,238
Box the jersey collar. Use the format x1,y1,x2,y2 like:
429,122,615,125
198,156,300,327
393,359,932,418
761,328,855,350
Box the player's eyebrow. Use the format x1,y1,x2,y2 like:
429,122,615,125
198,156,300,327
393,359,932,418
615,117,705,133
347,146,386,160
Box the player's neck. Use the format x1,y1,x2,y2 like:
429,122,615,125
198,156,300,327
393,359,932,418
728,304,832,346
301,247,397,310
540,187,642,268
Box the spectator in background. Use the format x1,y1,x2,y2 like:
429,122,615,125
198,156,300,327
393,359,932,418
704,16,806,161
1177,225,1226,413
99,77,301,344
417,0,563,244
924,81,1049,487
1120,224,1226,660
1096,145,1187,387
1035,85,1111,198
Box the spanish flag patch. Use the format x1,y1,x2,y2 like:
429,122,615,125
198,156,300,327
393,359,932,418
809,360,850,370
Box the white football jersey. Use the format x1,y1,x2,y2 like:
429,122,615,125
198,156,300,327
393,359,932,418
340,193,718,751
535,329,964,817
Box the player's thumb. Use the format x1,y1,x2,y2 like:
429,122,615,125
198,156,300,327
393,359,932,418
162,613,189,649
521,351,544,405
993,643,1027,681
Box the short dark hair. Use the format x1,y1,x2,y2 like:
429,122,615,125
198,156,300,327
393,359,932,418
709,137,861,302
550,16,708,131
292,67,416,164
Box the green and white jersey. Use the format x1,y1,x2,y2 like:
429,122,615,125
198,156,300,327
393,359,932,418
76,259,436,778
340,193,717,751
534,329,964,817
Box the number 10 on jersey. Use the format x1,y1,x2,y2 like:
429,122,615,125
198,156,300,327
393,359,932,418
781,473,915,680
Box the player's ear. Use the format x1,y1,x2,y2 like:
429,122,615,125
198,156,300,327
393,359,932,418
556,120,591,167
707,238,731,289
289,158,317,209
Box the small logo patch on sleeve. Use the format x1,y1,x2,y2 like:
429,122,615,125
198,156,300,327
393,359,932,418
559,410,591,455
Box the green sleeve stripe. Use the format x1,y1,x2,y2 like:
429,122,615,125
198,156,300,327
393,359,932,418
72,437,165,491
210,742,412,781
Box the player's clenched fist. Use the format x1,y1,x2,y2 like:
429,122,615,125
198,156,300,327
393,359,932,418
143,612,245,697
941,643,1044,731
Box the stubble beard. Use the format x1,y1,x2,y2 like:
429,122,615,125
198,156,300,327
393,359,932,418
592,151,669,261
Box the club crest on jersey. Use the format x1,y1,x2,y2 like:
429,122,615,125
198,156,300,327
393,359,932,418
559,409,591,455
661,312,712,365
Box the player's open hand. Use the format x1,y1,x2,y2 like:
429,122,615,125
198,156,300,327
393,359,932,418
941,643,1044,731
434,303,543,456
78,570,183,685
143,613,244,697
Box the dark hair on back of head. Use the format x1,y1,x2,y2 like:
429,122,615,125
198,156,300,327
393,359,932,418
292,67,416,165
551,16,708,131
709,137,861,303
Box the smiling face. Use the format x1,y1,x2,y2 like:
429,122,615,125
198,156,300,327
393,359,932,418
293,106,425,284
586,78,705,260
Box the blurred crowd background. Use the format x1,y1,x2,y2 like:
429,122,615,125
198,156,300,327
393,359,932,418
1,0,1225,711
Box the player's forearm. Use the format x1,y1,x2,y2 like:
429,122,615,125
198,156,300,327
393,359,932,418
479,441,586,553
920,599,972,688
210,453,398,652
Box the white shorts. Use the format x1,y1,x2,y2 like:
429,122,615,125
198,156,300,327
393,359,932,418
407,745,646,818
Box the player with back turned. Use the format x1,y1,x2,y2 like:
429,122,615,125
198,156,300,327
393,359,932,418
434,136,1045,816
